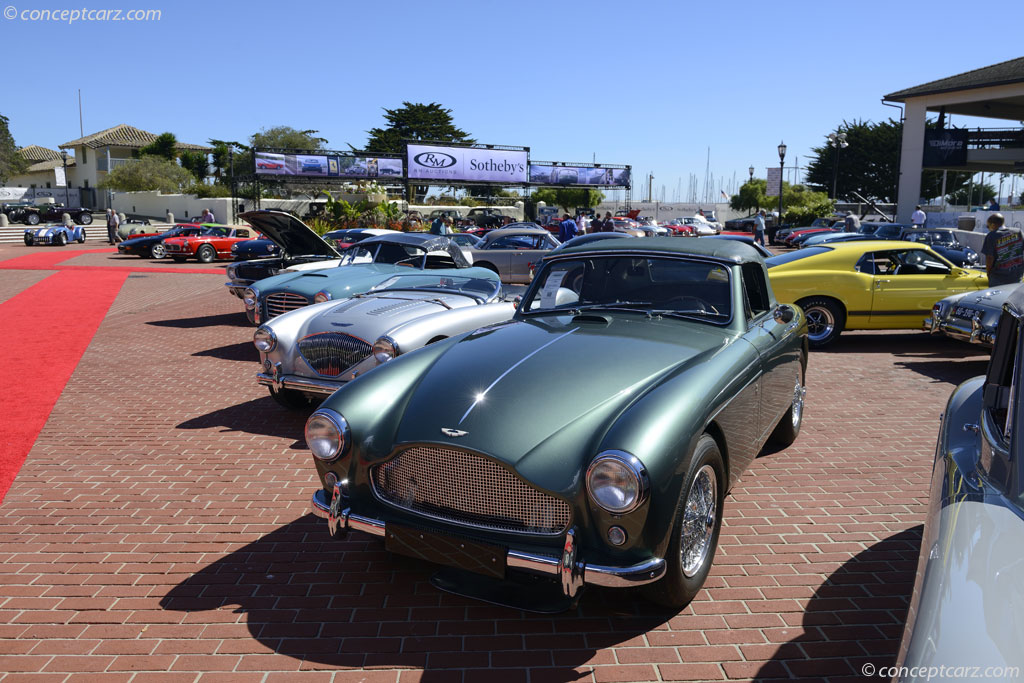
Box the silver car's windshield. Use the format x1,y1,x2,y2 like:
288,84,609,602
522,255,732,322
370,274,500,302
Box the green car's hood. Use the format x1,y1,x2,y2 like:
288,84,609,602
394,315,734,493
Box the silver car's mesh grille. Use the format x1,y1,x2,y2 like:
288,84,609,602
265,292,309,319
297,332,371,377
371,446,571,535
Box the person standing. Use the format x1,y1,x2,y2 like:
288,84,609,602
106,208,120,245
590,213,604,232
753,210,766,246
429,215,445,235
558,214,578,243
200,207,216,224
844,211,861,233
602,211,615,232
579,213,591,234
981,213,1024,286
911,205,926,228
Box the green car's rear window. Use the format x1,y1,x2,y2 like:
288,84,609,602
765,247,833,268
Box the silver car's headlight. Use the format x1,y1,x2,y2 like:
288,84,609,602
587,451,649,514
243,287,257,309
305,410,350,462
253,326,276,352
314,290,332,304
373,336,399,364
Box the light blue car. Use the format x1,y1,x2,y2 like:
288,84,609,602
242,232,475,325
24,223,87,246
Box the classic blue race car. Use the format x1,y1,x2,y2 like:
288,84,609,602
24,224,88,246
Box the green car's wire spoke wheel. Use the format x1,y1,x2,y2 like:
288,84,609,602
681,464,717,578
647,434,725,609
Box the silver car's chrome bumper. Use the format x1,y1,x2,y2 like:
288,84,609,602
257,372,339,396
310,488,666,597
225,281,251,298
923,316,995,345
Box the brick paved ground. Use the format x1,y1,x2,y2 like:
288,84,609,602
0,242,990,682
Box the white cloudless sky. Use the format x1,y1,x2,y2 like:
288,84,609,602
2,0,1020,199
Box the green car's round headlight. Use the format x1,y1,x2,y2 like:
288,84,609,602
253,326,276,352
243,287,258,309
373,336,399,364
586,451,649,514
305,410,349,462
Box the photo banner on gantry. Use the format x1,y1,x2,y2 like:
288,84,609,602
254,151,404,179
529,163,630,188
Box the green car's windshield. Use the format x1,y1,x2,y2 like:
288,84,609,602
370,274,500,301
522,255,732,322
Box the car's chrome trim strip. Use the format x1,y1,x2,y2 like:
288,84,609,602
256,372,340,395
458,327,577,424
309,490,665,592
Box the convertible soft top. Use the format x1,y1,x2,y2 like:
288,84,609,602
556,236,765,263
356,233,470,268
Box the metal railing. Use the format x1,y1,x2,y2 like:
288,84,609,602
96,157,139,172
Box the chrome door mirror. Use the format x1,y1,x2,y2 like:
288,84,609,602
774,304,795,324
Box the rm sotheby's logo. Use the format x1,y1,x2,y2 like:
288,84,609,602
441,427,468,437
414,152,457,168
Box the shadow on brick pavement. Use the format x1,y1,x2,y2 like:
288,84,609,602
148,311,252,328
192,341,260,362
161,515,676,679
177,395,309,446
752,527,921,681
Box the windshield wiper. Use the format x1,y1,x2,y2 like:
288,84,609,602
648,309,728,320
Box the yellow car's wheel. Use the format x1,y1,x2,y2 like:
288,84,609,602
799,296,845,348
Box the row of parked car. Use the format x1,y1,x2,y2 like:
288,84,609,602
122,209,1021,674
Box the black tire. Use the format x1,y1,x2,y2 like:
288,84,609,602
197,245,217,263
798,297,845,348
646,434,725,609
269,387,312,411
55,231,67,246
171,256,187,263
25,212,40,226
767,367,806,448
79,212,93,225
77,230,86,244
23,234,33,246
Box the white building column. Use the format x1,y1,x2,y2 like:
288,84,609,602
896,100,927,223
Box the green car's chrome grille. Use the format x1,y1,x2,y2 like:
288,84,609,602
371,446,571,536
265,292,309,319
297,332,371,377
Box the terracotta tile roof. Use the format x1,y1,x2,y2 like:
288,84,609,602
60,124,211,151
18,145,64,162
26,158,76,173
885,56,1024,100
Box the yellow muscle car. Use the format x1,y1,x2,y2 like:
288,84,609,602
766,240,988,347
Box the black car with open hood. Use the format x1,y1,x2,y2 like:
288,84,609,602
225,210,342,297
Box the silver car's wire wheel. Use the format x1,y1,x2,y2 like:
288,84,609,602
681,464,718,578
804,306,835,343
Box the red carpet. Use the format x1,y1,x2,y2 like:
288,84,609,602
0,249,222,275
0,270,128,502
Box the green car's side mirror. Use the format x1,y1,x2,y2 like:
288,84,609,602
774,304,796,324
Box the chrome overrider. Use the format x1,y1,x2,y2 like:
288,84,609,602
257,369,339,396
310,486,666,599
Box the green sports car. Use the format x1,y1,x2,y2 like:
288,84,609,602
307,237,809,609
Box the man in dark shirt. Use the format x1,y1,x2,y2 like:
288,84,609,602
981,213,1024,286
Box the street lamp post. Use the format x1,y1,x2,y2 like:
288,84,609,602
777,142,786,227
60,149,69,207
828,131,849,199
748,165,754,182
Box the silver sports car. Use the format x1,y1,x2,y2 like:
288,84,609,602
924,283,1023,348
254,269,516,409
896,284,1024,680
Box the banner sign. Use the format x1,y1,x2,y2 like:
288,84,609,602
407,144,528,183
255,152,404,179
529,164,630,187
923,129,969,167
766,167,782,197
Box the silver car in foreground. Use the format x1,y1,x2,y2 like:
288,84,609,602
254,270,516,409
896,286,1024,681
924,284,1022,348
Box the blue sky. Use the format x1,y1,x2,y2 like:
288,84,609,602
2,0,1020,201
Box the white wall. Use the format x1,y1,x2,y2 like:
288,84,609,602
112,191,235,223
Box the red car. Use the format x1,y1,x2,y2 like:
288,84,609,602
163,226,258,263
257,161,284,170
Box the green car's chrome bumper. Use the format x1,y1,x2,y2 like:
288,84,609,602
310,488,666,598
